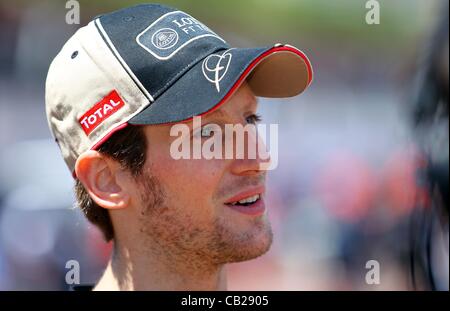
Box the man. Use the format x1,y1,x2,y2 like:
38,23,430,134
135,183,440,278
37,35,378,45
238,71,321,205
45,4,313,290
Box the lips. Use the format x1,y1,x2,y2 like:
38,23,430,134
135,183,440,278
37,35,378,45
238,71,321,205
224,186,266,216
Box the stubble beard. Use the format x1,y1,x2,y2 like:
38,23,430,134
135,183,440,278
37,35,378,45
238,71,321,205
136,170,274,273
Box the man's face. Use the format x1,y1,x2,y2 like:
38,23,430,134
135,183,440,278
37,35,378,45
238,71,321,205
130,82,273,265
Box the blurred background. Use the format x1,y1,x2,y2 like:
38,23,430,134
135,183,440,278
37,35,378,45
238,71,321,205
0,0,448,290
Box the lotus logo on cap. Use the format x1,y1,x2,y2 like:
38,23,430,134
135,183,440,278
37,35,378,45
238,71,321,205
136,11,226,60
151,28,179,50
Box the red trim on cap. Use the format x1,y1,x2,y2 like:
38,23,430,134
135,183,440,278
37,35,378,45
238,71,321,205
90,122,129,151
283,46,313,86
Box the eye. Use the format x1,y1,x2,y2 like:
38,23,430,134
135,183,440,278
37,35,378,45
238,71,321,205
246,114,262,124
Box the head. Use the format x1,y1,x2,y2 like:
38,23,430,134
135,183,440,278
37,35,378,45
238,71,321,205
46,3,312,269
75,82,273,264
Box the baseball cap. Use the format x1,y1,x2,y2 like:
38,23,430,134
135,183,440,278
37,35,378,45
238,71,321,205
45,4,313,174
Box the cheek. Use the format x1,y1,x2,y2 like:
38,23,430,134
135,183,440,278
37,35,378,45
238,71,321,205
148,150,227,210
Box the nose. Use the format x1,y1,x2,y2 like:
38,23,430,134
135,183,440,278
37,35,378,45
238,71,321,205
228,124,271,176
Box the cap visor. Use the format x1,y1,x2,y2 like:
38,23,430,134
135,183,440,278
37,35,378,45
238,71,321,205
129,45,312,125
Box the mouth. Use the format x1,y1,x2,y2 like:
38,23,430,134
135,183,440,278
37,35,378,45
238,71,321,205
224,188,266,216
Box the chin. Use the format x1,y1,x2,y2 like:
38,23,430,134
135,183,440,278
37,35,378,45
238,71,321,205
213,216,274,264
232,233,273,263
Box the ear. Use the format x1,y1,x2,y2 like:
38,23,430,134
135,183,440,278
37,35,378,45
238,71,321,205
75,150,130,210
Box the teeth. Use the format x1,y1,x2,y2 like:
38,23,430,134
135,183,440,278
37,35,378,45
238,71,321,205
230,194,260,205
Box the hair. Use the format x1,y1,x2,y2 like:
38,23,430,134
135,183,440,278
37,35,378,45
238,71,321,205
74,125,148,241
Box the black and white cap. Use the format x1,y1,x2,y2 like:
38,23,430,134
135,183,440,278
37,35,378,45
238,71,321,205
45,4,313,173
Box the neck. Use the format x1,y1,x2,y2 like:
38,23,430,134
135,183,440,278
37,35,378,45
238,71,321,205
94,239,227,291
